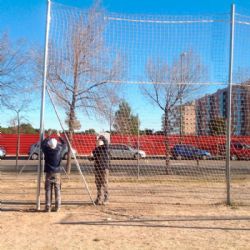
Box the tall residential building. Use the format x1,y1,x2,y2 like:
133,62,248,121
195,82,250,135
163,101,196,135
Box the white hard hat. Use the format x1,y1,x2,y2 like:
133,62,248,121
97,139,104,146
48,138,58,149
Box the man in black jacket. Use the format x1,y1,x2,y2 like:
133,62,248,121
41,131,66,212
92,135,109,205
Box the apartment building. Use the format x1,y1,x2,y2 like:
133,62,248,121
195,82,250,135
163,101,196,135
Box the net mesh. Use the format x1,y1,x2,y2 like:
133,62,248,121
231,9,250,205
45,2,250,214
2,2,250,216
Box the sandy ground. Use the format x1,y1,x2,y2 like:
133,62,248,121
2,205,250,250
1,171,250,250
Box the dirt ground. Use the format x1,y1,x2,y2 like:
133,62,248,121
1,172,250,250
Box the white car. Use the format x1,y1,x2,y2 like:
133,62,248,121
109,144,146,159
0,146,6,159
28,142,77,160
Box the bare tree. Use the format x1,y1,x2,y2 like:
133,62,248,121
0,32,29,100
2,96,30,171
142,50,206,173
0,32,34,169
234,67,250,84
47,4,122,173
95,85,122,134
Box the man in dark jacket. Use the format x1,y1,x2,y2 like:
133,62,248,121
92,135,109,205
41,131,66,212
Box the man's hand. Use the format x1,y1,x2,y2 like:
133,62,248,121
56,131,61,137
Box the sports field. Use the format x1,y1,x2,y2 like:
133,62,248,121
1,161,250,249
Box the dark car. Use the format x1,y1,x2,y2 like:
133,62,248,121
171,144,211,160
219,142,250,160
231,142,250,160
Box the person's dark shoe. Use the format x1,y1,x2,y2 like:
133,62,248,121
54,207,61,212
45,206,51,212
103,196,109,205
94,198,102,205
103,200,109,205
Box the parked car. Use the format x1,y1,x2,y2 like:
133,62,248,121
0,146,6,159
89,143,146,160
28,142,77,160
109,144,146,159
219,142,250,160
171,144,211,160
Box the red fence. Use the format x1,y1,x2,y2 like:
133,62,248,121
1,133,250,156
0,134,40,156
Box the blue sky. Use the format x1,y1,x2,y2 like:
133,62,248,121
1,0,250,132
2,0,250,42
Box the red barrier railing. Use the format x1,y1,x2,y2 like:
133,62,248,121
1,133,250,156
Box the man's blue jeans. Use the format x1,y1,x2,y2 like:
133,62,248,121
45,172,61,209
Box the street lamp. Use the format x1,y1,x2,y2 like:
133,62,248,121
179,52,187,143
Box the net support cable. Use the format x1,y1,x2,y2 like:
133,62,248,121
46,85,95,206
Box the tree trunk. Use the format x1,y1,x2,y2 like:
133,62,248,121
66,88,77,174
164,110,170,175
66,130,73,174
15,112,20,172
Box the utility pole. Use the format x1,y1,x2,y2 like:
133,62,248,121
179,52,187,143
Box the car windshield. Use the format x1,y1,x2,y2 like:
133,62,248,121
110,144,130,150
179,145,196,150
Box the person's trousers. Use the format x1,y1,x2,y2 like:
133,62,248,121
94,169,109,200
45,172,61,209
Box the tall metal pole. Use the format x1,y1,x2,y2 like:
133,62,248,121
137,113,140,179
225,4,235,206
36,0,51,210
